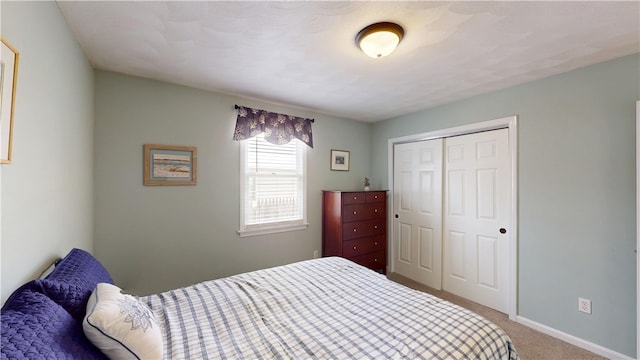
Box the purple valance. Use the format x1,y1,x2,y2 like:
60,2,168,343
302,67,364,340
232,105,314,148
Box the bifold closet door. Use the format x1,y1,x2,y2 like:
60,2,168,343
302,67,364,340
442,128,510,313
393,139,443,289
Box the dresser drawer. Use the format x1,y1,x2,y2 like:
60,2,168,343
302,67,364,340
342,219,385,240
341,192,366,205
342,235,385,257
366,192,385,203
342,203,385,222
350,250,386,271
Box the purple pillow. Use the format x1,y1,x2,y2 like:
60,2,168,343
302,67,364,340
46,248,113,286
1,287,107,359
34,279,93,320
42,248,114,320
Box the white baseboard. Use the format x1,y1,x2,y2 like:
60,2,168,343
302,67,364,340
516,316,635,360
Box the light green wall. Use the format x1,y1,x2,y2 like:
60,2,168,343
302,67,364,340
372,54,639,357
93,70,371,295
0,1,95,303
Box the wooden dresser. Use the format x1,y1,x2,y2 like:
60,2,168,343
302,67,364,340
322,190,387,273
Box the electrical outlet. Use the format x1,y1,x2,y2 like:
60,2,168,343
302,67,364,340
313,250,319,259
578,298,592,314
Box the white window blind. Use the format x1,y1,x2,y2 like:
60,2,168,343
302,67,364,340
239,133,307,236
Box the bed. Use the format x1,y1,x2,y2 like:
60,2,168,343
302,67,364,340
1,248,519,359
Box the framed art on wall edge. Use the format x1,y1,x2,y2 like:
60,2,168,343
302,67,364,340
144,144,197,185
330,149,350,171
1,38,19,164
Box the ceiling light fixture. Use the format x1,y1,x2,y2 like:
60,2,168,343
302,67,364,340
356,22,404,58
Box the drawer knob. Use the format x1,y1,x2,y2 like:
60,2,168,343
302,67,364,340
374,225,378,229
374,195,378,199
353,246,357,250
353,211,357,215
353,196,358,200
374,209,378,213
374,258,378,262
374,242,378,246
353,229,357,232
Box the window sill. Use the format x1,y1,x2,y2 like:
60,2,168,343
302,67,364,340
238,223,309,238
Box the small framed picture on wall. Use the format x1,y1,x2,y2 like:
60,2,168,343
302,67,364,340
330,149,350,171
144,144,197,185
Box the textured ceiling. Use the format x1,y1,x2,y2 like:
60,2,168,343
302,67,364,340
57,1,640,122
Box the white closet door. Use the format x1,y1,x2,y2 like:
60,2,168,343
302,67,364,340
393,139,443,289
443,128,510,313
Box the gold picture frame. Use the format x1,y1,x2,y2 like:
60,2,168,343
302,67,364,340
144,144,197,186
1,38,19,164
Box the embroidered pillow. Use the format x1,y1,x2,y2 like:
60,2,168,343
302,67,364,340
83,283,163,360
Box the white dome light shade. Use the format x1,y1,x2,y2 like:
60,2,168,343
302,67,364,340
356,22,404,58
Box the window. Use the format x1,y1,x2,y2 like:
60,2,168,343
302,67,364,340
239,133,307,237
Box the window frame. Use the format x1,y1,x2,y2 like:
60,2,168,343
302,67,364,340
238,134,308,237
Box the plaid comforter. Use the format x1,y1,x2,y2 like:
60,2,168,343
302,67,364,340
141,257,519,360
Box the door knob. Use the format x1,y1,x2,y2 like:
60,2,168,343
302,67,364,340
499,228,507,234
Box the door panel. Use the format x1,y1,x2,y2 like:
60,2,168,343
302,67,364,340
393,139,443,289
477,235,498,288
419,227,434,271
399,223,412,263
477,169,496,219
399,171,412,211
419,172,434,213
448,170,465,216
443,128,510,313
449,230,466,279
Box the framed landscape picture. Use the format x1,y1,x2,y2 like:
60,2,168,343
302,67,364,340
144,144,197,185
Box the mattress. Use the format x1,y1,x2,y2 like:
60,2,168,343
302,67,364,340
140,257,518,359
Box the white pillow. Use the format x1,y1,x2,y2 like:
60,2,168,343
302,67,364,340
83,283,163,360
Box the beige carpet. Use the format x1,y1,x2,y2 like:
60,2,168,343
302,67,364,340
387,273,606,360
